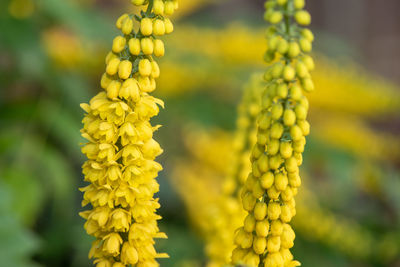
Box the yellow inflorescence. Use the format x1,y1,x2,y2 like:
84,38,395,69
79,1,178,266
231,0,314,266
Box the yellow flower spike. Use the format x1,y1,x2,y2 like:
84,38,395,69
80,0,178,265
232,3,315,265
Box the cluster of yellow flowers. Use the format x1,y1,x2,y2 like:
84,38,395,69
79,1,177,266
231,0,314,266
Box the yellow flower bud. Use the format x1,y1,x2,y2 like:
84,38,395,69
244,214,256,232
116,14,129,29
121,18,133,35
258,113,271,130
252,180,264,198
277,0,287,5
274,172,288,191
164,1,175,15
255,219,270,237
260,172,274,189
269,11,283,24
241,231,254,249
151,61,160,78
297,120,310,136
264,252,284,267
270,122,284,139
295,61,309,79
257,154,269,172
153,0,164,15
119,78,140,102
302,77,314,92
294,105,307,120
301,28,314,42
254,202,267,221
277,38,288,54
268,138,280,155
232,247,247,263
269,154,282,170
153,19,166,36
128,38,141,55
271,103,283,120
280,141,293,159
244,251,260,266
283,109,296,126
234,227,247,245
140,18,153,36
268,202,281,220
101,73,112,89
164,18,174,34
295,10,311,26
243,192,256,211
276,83,288,98
290,125,302,141
153,39,165,57
285,157,298,173
138,76,154,92
253,236,267,254
267,186,281,200
292,137,305,154
294,0,305,9
107,80,121,99
281,225,295,249
141,38,154,55
106,58,120,76
267,236,281,253
283,65,295,81
270,220,283,236
120,242,139,265
138,59,152,77
280,204,292,222
103,233,123,256
112,36,126,53
131,0,145,5
299,38,312,52
271,62,284,78
289,84,302,101
288,41,300,58
302,54,315,71
118,60,132,80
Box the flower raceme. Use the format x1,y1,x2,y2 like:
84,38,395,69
79,1,178,266
231,0,314,266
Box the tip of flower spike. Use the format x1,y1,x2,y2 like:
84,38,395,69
156,253,169,258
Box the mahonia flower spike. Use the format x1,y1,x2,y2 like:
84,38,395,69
79,0,178,266
231,0,314,266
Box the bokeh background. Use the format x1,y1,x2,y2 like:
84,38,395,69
1,0,400,266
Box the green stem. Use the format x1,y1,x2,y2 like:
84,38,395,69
146,0,154,15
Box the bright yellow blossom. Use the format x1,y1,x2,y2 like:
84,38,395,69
79,0,177,266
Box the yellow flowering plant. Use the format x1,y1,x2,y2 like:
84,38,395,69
79,0,178,266
231,0,314,266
